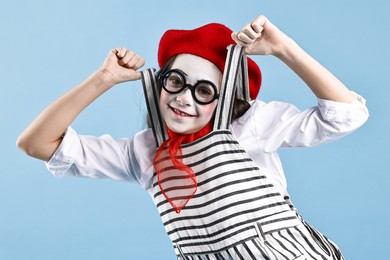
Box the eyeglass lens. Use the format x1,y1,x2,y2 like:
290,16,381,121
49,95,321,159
162,70,218,104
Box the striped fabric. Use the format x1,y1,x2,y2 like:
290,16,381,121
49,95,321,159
173,224,341,260
141,68,167,147
152,131,300,257
151,131,343,259
213,45,244,130
141,44,249,147
235,47,250,102
141,45,344,259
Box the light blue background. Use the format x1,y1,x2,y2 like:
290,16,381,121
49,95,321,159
1,0,389,259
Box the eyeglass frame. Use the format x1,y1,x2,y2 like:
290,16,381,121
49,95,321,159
157,69,220,105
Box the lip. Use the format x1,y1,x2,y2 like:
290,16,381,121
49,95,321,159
169,105,196,117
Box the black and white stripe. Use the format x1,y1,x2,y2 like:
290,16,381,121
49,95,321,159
174,223,342,260
141,45,343,259
152,131,300,256
235,51,250,102
213,45,244,131
141,68,167,147
141,45,247,146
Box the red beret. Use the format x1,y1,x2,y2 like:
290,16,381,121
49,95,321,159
158,23,262,100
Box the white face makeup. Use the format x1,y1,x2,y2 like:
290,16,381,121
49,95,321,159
159,54,222,134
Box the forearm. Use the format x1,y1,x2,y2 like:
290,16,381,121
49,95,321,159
17,70,114,161
275,36,356,103
234,15,357,103
17,47,144,161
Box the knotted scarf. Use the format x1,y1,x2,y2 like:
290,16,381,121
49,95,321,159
153,122,213,213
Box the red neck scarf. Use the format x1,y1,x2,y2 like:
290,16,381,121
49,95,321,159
153,122,213,213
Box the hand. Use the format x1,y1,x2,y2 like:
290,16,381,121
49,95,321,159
232,15,288,56
98,47,145,85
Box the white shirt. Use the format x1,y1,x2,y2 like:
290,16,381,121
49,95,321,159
46,95,369,196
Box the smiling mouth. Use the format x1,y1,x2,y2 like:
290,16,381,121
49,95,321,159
170,106,195,117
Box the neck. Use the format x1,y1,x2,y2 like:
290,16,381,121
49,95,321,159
167,121,213,144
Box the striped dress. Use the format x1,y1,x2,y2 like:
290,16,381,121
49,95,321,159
141,45,344,260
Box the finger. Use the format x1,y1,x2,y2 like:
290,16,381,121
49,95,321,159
131,71,142,80
116,47,127,59
242,25,261,40
237,31,255,45
250,22,264,35
231,32,248,46
252,15,268,31
109,48,121,60
112,48,119,55
123,54,142,68
118,50,135,66
133,56,145,70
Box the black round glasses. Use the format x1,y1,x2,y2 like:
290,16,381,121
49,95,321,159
159,69,219,105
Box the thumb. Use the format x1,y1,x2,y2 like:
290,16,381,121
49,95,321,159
231,32,247,47
231,32,239,44
130,70,142,80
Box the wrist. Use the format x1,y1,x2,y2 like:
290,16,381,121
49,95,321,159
273,36,299,61
90,69,117,90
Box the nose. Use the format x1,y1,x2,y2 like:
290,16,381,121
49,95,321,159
176,88,193,106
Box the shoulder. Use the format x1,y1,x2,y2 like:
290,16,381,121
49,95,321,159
231,99,303,143
131,128,157,165
133,128,155,146
130,128,157,158
233,99,300,125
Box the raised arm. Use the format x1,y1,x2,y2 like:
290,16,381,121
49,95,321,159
232,15,357,103
17,48,145,161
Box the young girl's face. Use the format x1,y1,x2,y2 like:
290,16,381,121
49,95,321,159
159,54,222,134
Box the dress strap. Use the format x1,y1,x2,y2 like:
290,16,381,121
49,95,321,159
140,44,250,145
236,49,250,102
140,68,168,147
213,44,249,130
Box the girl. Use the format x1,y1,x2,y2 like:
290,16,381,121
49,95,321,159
17,15,368,259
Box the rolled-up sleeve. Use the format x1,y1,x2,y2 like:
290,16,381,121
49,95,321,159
251,92,369,152
45,126,80,178
318,93,368,126
45,126,143,183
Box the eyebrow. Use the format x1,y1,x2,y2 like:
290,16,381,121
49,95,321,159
173,68,188,76
171,68,216,85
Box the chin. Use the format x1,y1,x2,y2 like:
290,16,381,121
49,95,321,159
171,128,195,135
168,124,199,135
